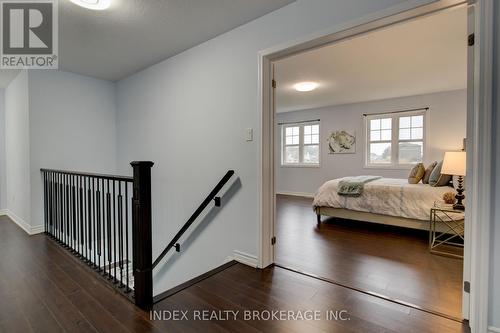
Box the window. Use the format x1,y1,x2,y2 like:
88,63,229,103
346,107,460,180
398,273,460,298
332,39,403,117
366,110,426,167
281,122,320,166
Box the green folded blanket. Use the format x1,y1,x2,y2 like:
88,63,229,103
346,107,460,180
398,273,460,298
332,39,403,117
337,176,382,197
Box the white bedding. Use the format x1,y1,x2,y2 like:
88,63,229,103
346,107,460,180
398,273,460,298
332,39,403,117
313,178,460,221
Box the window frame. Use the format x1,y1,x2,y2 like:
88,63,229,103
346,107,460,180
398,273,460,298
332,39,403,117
280,121,321,168
364,109,427,169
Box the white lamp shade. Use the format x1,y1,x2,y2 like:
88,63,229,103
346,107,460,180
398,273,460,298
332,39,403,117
442,151,466,176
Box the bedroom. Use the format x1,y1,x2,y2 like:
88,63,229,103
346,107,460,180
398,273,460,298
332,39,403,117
273,4,467,321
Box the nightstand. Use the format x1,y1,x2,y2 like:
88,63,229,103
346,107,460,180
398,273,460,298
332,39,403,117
429,206,465,259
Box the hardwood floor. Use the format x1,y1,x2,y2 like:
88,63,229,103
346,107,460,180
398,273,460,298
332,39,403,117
0,215,467,332
275,194,464,320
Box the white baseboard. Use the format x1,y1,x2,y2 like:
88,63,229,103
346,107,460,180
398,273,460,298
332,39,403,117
0,209,44,235
30,224,45,235
230,250,258,268
276,191,315,198
489,326,500,333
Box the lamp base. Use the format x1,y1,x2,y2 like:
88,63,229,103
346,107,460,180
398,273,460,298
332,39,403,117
454,175,465,211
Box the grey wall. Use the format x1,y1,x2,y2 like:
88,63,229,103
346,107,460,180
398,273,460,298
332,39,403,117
115,0,427,295
490,0,500,328
4,71,31,224
276,89,467,194
27,70,118,229
0,89,6,210
2,70,117,230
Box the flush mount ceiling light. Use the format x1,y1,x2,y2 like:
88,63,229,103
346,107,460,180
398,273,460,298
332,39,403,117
69,0,111,10
293,81,319,92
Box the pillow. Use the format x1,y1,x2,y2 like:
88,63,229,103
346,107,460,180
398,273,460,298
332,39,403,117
422,161,437,184
429,160,452,187
408,163,425,184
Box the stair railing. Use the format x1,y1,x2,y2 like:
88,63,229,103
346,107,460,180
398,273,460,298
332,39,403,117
42,162,234,310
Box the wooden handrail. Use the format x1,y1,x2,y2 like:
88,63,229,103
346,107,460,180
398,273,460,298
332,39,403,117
151,170,235,270
40,168,133,182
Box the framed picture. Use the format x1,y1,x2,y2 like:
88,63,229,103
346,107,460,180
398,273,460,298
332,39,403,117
328,130,356,154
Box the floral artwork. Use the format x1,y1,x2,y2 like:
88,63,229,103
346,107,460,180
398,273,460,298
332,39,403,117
328,130,356,154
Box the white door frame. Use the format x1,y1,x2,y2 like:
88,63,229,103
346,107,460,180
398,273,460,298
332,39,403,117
258,0,493,331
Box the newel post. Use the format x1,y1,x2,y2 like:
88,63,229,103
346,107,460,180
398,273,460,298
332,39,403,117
131,161,154,309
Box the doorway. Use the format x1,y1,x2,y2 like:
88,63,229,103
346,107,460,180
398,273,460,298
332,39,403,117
259,0,493,331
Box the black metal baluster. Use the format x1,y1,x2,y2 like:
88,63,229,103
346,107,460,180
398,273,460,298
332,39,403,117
62,173,65,245
54,172,57,239
44,172,47,234
93,177,97,267
56,172,59,240
66,174,69,248
52,172,55,238
43,172,47,234
118,181,123,287
82,176,87,260
68,175,75,251
97,179,102,271
75,175,79,254
61,173,65,243
102,178,107,276
113,180,117,283
79,176,84,256
87,177,92,262
58,173,61,244
106,179,112,279
54,174,60,240
65,174,69,247
49,172,53,236
125,182,130,292
71,175,76,251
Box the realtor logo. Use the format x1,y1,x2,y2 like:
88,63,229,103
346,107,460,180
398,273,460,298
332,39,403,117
0,0,58,69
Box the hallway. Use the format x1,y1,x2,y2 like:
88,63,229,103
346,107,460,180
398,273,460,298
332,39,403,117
0,216,467,332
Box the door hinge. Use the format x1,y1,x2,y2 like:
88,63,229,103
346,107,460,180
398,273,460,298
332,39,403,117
464,281,470,293
271,236,276,245
272,79,277,88
468,33,475,46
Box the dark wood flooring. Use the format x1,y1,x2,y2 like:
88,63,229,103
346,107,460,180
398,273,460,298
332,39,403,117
0,215,468,332
275,194,464,320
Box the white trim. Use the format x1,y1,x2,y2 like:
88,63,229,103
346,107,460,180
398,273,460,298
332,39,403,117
276,191,315,199
30,224,45,235
0,209,44,235
466,0,493,331
279,164,320,168
260,0,468,271
231,250,258,268
259,0,491,329
489,327,500,333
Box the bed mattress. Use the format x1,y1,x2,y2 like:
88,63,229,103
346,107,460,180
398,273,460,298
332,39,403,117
313,178,461,221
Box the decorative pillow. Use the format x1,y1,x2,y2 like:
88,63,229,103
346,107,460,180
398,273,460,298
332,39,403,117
429,160,452,187
422,161,437,184
408,163,425,184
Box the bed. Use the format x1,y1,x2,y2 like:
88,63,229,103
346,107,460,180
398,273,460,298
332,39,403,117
313,177,463,231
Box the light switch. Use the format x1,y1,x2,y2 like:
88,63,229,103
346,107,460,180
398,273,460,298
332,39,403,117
246,128,253,141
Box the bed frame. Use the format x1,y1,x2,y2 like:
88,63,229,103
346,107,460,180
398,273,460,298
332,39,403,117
315,206,433,231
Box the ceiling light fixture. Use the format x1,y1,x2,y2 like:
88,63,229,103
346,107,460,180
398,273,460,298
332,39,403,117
69,0,111,10
293,82,319,92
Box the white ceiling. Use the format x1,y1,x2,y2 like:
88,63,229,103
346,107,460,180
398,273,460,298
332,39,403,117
275,5,467,113
0,0,294,87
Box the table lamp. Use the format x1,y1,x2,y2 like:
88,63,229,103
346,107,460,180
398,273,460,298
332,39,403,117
442,151,466,211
